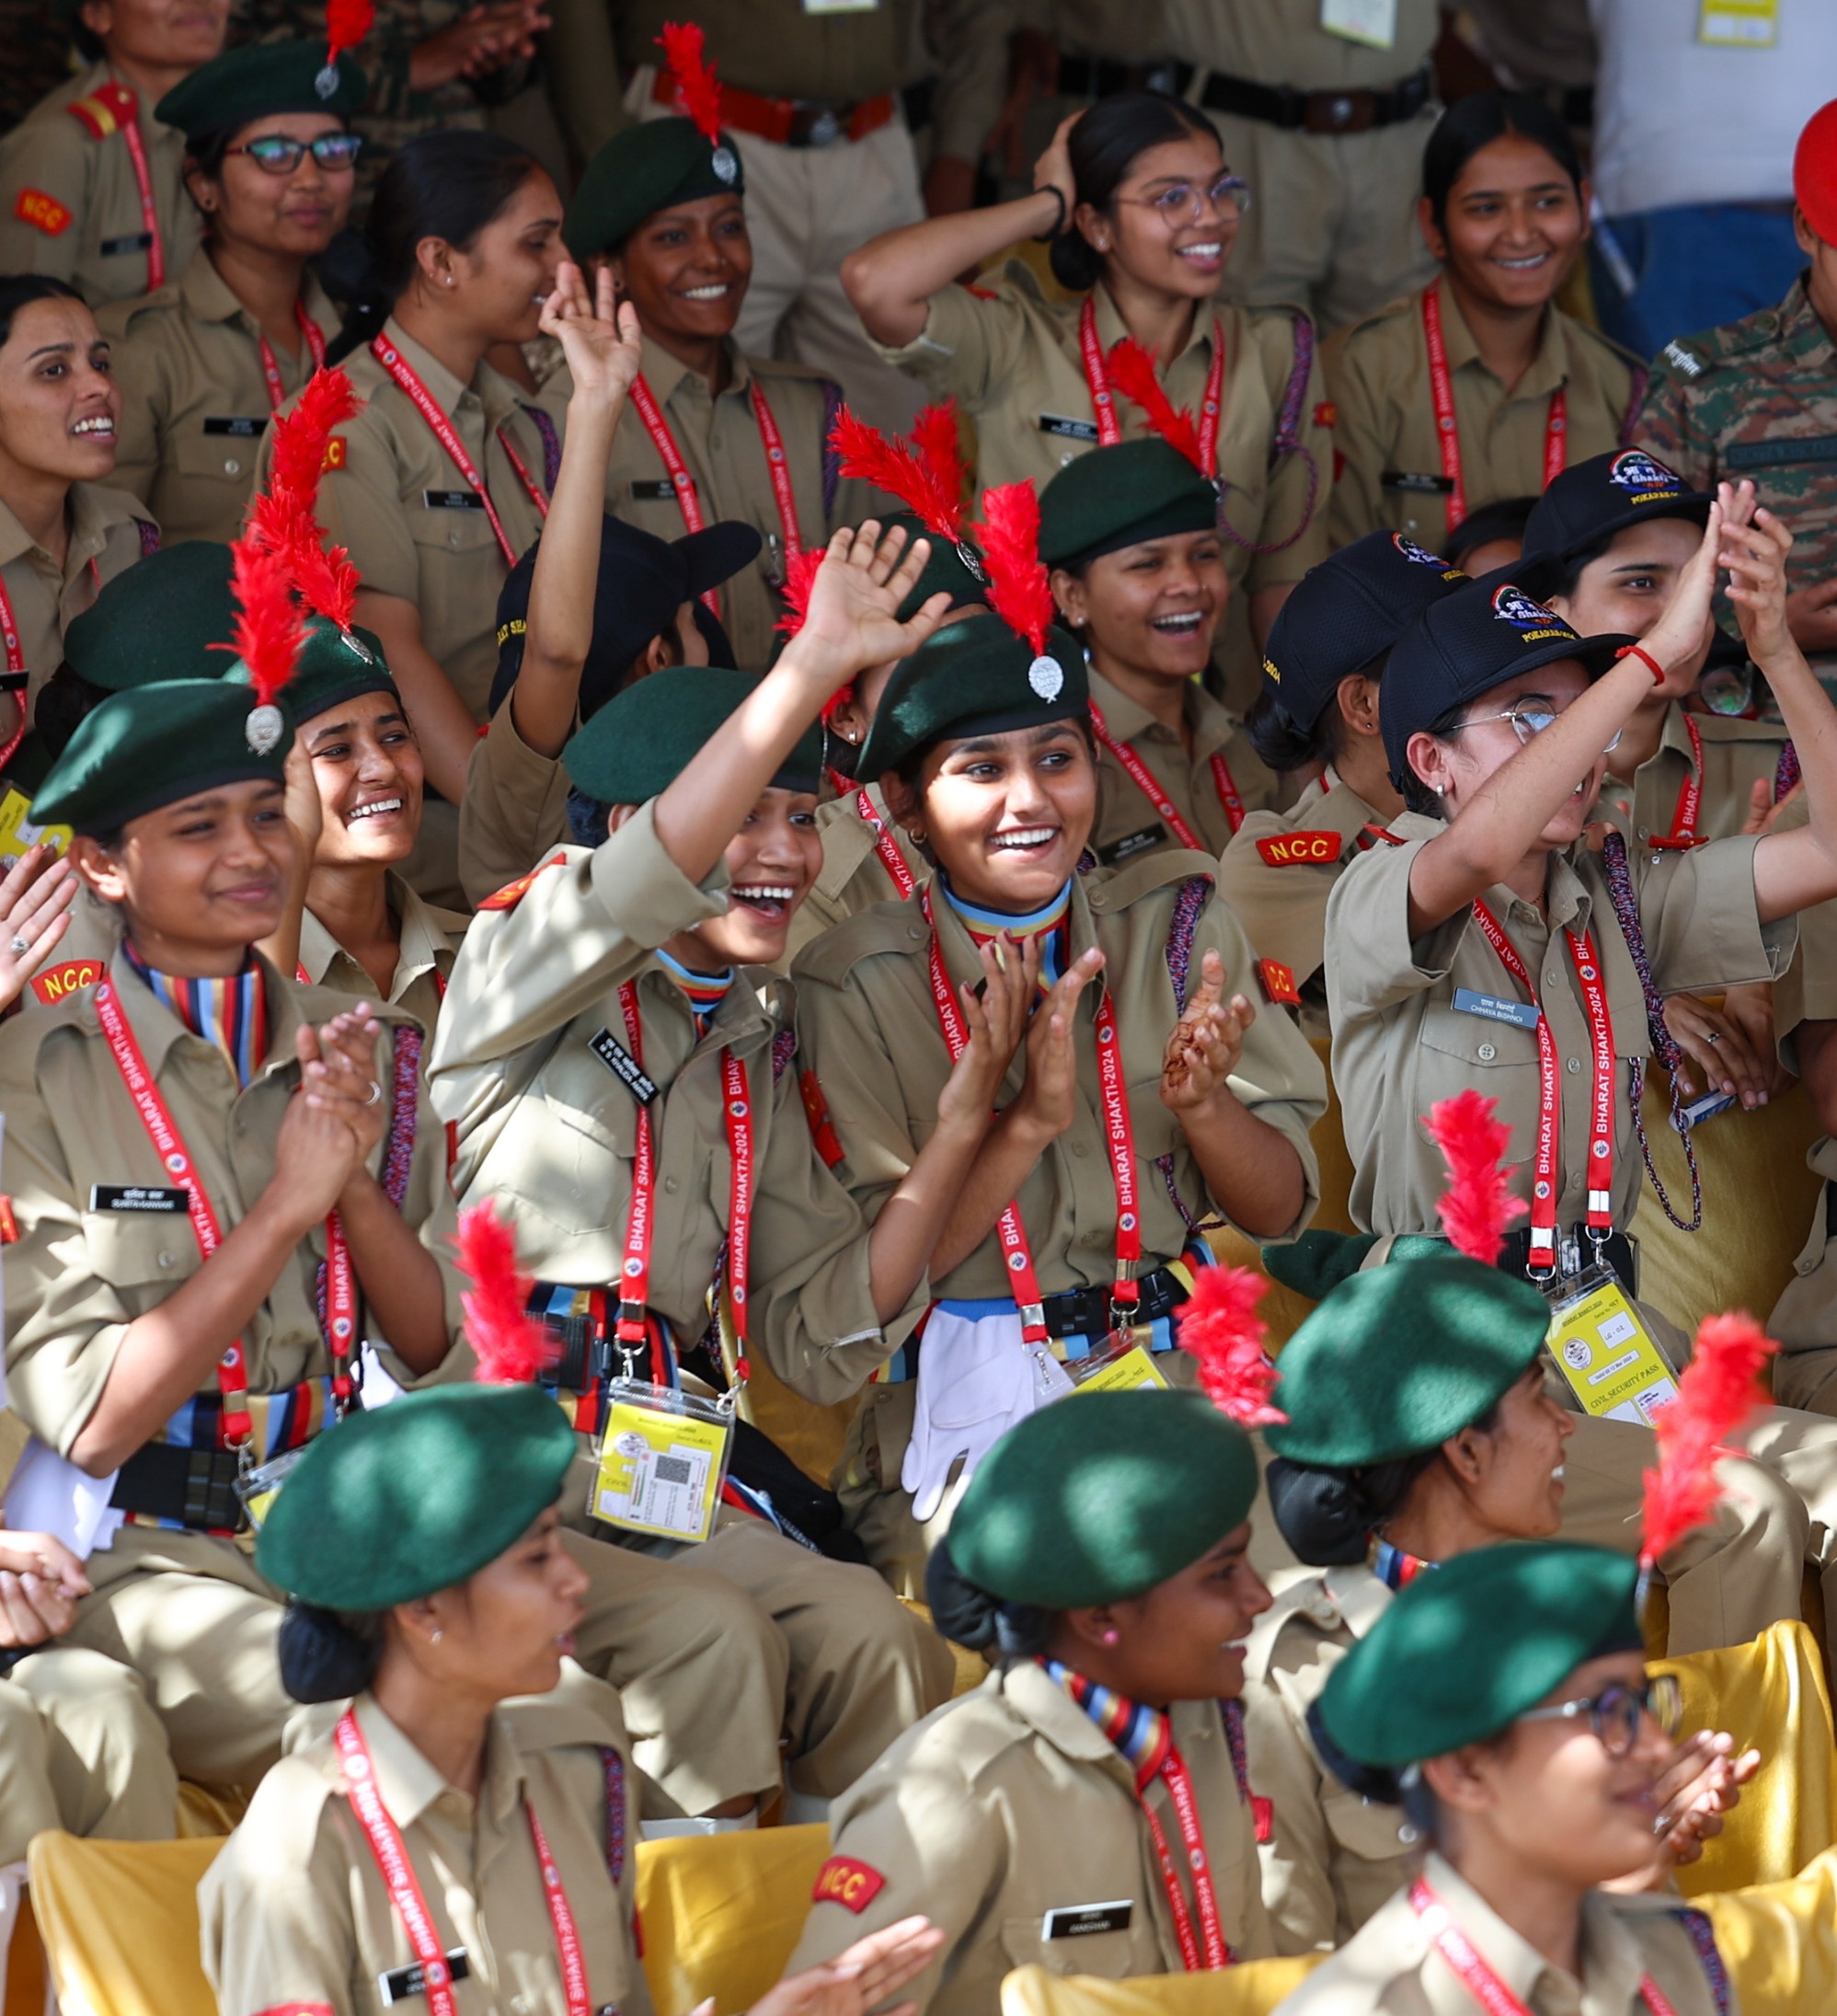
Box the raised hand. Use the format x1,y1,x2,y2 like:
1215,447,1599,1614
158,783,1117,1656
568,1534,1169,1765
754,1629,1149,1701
1720,492,1796,667
540,261,645,410
785,522,954,702
1638,497,1729,698
1013,947,1105,1142
936,932,1038,1134
1161,948,1254,1116
1034,112,1080,216
0,843,75,1012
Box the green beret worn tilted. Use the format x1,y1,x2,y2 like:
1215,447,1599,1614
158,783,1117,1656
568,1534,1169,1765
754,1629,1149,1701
1317,1542,1645,1768
948,1390,1259,1610
227,613,396,726
1038,438,1218,570
155,45,367,140
62,543,237,693
880,510,990,622
1266,1256,1551,1469
564,118,745,261
257,1384,578,1611
564,664,823,805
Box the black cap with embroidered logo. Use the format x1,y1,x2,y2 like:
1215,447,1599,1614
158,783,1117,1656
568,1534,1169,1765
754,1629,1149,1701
1261,532,1467,735
1517,448,1715,597
1380,575,1635,790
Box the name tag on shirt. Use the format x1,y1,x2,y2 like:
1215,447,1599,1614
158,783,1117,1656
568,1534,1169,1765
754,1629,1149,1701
379,1948,471,2004
89,1184,189,1214
1042,1901,1133,1940
0,670,27,694
1722,433,1837,473
202,416,267,438
1320,0,1396,47
1452,987,1542,1031
1096,824,1165,867
422,490,485,511
630,478,685,502
98,231,152,257
589,1028,659,1104
1382,469,1454,495
1039,414,1100,443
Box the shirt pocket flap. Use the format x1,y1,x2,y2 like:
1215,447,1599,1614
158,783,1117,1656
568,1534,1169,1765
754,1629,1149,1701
176,427,264,484
1000,1911,1139,1980
79,1207,200,1291
1413,1005,1538,1162
1321,1782,1419,1863
408,490,503,554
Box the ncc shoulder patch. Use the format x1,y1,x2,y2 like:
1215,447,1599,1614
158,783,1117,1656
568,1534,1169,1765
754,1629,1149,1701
1254,830,1341,869
1257,959,1301,1006
812,1856,885,1914
65,83,133,139
0,1195,17,1244
479,851,568,912
29,957,106,1005
14,188,71,236
1313,400,1337,429
962,283,998,301
322,436,348,471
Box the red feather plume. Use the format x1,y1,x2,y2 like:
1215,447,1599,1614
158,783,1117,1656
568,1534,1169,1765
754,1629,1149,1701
228,535,305,709
1424,1090,1528,1269
324,0,374,65
455,1202,557,1385
1177,1263,1287,1428
253,370,364,627
266,367,361,531
972,482,1053,656
1639,1313,1777,1568
829,404,969,544
1106,339,1203,469
910,402,969,534
658,21,725,147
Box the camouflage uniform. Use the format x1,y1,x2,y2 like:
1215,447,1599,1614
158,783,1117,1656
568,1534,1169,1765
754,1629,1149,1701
1636,278,1837,674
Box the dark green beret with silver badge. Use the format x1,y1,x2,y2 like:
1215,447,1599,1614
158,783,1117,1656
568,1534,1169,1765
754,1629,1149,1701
228,613,396,727
882,510,989,622
258,1384,578,1611
62,543,237,693
564,119,744,262
1038,439,1218,570
155,44,366,139
564,664,823,805
1317,1542,1644,1767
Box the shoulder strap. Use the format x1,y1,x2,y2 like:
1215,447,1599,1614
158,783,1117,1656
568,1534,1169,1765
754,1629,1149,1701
771,1024,797,1083
65,82,133,140
521,403,562,495
1217,312,1320,558
135,518,160,559
600,1745,629,1885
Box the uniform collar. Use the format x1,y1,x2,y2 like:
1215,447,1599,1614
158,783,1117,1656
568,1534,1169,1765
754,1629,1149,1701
1089,285,1218,372
1432,281,1570,402
1087,664,1235,761
934,872,1080,993
1325,1561,1393,1639
1774,276,1837,368
638,328,752,407
90,940,308,1088
0,483,140,575
297,872,461,998
636,956,778,1052
347,1692,527,1831
178,247,252,326
1000,1659,1146,1791
1481,845,1593,935
1038,1656,1173,1791
379,316,523,432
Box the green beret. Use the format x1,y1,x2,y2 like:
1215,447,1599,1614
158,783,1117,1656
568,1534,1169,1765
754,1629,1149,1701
564,665,823,805
856,614,1087,778
257,1384,577,1610
882,511,989,622
62,544,237,693
1038,439,1218,570
228,614,396,727
1318,1543,1644,1767
1267,1257,1550,1469
155,45,366,140
949,1390,1258,1609
1258,1228,1447,1302
565,120,744,261
32,678,293,834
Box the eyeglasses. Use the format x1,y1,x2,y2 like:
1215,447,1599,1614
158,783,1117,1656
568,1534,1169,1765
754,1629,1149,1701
1517,1675,1683,1758
1448,695,1623,757
224,133,363,176
1118,174,1251,226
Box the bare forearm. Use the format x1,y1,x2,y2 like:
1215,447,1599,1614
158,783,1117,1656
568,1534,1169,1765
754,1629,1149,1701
929,1107,1053,1279
517,403,622,758
867,1115,992,1322
339,1171,453,1374
1178,1095,1308,1239
842,190,1060,346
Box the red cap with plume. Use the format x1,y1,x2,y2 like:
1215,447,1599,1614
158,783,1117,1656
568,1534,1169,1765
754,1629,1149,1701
1639,1314,1777,1569
249,368,363,630
228,531,305,754
455,1202,558,1386
320,0,374,92
972,482,1055,658
1423,1090,1528,1269
829,401,970,547
657,21,725,148
1106,340,1203,470
1177,1263,1287,1428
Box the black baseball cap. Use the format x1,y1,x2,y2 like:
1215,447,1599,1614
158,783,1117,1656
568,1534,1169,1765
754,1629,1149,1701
491,513,762,720
1381,573,1635,789
1261,532,1467,734
1518,448,1714,596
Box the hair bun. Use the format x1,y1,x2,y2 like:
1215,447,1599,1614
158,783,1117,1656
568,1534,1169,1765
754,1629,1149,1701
1267,1457,1374,1567
1305,1695,1406,1805
279,1602,383,1703
924,1535,1005,1652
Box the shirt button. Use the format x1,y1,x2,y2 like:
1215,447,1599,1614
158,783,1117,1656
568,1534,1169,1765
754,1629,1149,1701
1477,1043,1496,1062
449,530,463,547
1399,1823,1420,1846
224,457,241,477
1567,1057,1581,1074
1636,827,1650,842
663,1176,679,1192
1070,1140,1088,1158
907,924,924,941
157,1251,174,1268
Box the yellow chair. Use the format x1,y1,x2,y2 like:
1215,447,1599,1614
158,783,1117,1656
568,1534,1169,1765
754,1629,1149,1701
26,1832,224,2016
1652,1619,1837,1895
637,1821,832,2016
1002,1956,1326,2016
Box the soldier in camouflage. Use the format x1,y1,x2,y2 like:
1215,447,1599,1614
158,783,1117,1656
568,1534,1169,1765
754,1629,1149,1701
1636,96,1837,676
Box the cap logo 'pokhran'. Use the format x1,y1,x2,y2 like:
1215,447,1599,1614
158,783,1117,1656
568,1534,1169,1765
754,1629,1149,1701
1028,655,1065,701
1491,582,1573,640
1610,448,1681,495
1394,534,1451,569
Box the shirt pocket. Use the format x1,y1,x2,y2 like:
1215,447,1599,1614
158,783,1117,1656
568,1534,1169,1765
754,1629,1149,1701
176,422,264,494
408,489,503,562
1000,1912,1140,1982
79,1207,201,1302
1413,1005,1539,1164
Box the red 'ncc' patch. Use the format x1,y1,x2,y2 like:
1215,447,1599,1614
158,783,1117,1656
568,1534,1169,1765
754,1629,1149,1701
15,188,72,235
962,283,998,301
29,957,105,1004
321,436,348,471
1313,400,1337,429
812,1856,886,1913
478,851,567,912
1255,830,1342,869
1257,959,1301,1007
0,1196,18,1244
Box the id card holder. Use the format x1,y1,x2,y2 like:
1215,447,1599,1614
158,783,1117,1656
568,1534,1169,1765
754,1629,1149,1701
591,1380,731,1544
235,1446,309,1531
1542,1264,1679,1425
1320,0,1397,49
1697,0,1777,46
1067,1342,1170,1396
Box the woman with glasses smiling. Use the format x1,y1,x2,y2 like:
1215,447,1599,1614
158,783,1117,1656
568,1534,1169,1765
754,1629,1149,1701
840,90,1331,707
100,41,359,546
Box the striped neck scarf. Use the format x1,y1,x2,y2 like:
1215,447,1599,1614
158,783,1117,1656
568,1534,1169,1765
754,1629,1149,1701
1372,1539,1433,1592
654,947,734,1035
124,942,267,1089
939,876,1073,991
1040,1657,1172,1791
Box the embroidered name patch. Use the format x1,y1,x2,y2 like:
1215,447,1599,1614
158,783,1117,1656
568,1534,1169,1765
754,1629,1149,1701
812,1856,886,1913
1096,825,1166,867
203,416,267,438
589,1028,659,1104
1254,830,1342,868
1039,413,1100,442
89,1184,188,1214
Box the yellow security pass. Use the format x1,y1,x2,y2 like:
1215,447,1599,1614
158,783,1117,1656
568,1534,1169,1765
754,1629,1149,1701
1544,1269,1680,1424
1068,1344,1170,1396
592,1385,730,1543
1697,0,1777,46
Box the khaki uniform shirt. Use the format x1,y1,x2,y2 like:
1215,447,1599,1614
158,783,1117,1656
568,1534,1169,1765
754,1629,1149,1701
1164,0,1438,85
1324,813,1796,1238
1326,286,1640,550
1240,1564,1417,1957
1221,770,1387,990
785,779,927,965
0,63,202,308
542,335,847,676
98,249,341,547
1088,665,1274,870
427,802,924,1405
283,318,555,722
298,872,466,1036
1277,1849,1725,2016
200,1682,651,2016
0,488,155,712
457,697,573,910
792,849,1326,1310
786,1660,1272,2016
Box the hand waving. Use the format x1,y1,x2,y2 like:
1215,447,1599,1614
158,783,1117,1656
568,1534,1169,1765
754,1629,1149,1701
785,522,954,704
0,843,75,1013
541,261,645,411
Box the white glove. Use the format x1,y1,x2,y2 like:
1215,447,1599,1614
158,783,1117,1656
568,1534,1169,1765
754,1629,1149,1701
901,1308,1071,1523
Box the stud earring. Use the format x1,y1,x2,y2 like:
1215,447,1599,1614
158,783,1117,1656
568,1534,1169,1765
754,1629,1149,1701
443,274,455,286
1100,1628,1119,1646
431,1629,443,1644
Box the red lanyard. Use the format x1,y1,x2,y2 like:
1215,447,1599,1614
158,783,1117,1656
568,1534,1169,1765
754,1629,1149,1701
1651,711,1705,851
336,1711,591,2016
115,89,164,292
0,575,27,775
370,336,548,568
1471,902,1618,1266
921,890,1140,1340
1088,702,1245,844
856,788,917,898
1078,301,1225,469
718,1044,755,1381
1141,1746,1231,1972
1421,284,1566,533
626,373,803,613
1410,1881,1678,2016
258,305,327,414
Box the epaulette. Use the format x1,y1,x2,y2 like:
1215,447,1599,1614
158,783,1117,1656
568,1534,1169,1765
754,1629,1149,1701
786,899,927,988
1655,303,1783,380
477,849,568,912
1083,843,1215,915
64,81,137,141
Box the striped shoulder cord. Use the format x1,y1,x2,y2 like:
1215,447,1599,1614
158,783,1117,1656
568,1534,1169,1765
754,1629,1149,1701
1599,832,1703,1233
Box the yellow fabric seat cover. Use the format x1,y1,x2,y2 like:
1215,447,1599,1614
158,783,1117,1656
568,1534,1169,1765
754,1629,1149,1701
27,1832,224,2016
1001,1956,1326,2016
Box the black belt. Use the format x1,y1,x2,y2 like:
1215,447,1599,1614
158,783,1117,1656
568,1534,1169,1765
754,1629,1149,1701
109,1444,245,1533
1179,63,1432,134
1039,1265,1190,1340
1497,1226,1637,1298
1056,55,1177,100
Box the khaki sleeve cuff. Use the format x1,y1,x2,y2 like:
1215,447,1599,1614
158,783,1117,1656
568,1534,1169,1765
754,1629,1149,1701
588,798,729,944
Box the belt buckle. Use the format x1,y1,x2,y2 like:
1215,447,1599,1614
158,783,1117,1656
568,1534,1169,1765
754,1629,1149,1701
1307,91,1363,134
807,107,841,146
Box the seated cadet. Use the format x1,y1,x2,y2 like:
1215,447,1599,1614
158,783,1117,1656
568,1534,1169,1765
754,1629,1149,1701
786,1391,1278,2011
201,1377,947,2016
431,520,972,1811
0,0,224,307
1220,534,1465,1036
1325,490,1837,1665
791,524,1326,1590
1280,1546,1738,2016
556,26,856,676
1039,436,1276,870
1326,92,1639,553
99,38,360,545
0,276,157,770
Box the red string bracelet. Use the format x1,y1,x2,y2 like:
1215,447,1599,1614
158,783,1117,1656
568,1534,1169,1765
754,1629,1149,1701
1615,643,1666,685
